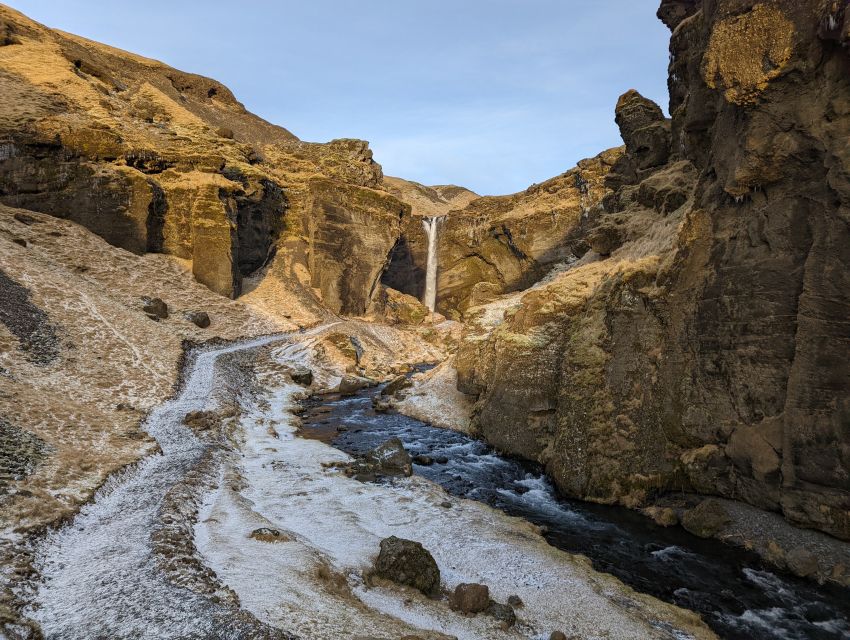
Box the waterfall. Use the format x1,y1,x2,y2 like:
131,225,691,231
421,216,443,312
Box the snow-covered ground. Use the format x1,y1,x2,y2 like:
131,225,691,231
195,338,713,640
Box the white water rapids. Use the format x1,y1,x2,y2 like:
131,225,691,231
422,216,443,312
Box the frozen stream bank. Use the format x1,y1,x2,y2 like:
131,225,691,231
17,327,713,640
194,336,711,640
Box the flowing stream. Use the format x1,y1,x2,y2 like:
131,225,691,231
298,385,850,640
18,330,850,640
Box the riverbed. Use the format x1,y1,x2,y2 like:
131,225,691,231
298,382,850,640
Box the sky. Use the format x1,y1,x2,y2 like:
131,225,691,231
8,1,671,195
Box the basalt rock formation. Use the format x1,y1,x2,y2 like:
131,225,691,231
455,0,850,548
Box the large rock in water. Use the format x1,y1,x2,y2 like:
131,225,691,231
343,437,413,481
373,536,440,596
455,0,850,543
681,500,731,539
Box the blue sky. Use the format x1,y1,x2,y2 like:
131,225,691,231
9,1,671,195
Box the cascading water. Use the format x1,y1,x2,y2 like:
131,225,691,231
421,216,443,312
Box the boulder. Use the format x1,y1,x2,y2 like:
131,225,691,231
644,506,679,527
507,594,524,608
413,455,433,466
338,376,369,395
373,536,440,596
185,311,211,328
344,437,413,481
381,374,412,397
290,366,313,386
142,297,168,319
365,437,412,477
549,633,568,640
449,583,490,614
681,499,731,538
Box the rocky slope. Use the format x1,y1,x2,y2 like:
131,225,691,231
0,4,410,316
451,0,850,583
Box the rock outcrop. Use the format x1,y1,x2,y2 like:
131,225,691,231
0,5,407,313
384,152,620,318
455,0,850,545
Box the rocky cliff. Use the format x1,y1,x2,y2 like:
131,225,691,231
0,5,408,315
454,0,850,562
382,152,621,319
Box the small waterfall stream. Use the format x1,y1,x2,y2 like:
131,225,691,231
421,216,443,312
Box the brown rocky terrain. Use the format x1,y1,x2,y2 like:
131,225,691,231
447,0,850,585
2,0,850,635
0,4,413,317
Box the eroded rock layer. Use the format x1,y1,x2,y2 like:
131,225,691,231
0,5,405,311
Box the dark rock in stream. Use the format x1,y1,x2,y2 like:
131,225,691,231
343,437,412,481
338,376,369,395
373,536,440,596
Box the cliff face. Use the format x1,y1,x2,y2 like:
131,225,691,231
456,0,850,546
382,152,621,319
0,5,405,313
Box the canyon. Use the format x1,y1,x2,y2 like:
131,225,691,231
1,1,849,639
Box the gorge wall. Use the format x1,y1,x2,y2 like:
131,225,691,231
454,0,850,547
0,5,407,315
2,0,849,557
